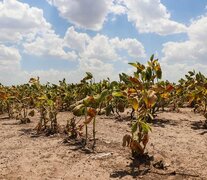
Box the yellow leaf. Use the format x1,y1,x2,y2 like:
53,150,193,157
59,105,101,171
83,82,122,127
129,98,139,111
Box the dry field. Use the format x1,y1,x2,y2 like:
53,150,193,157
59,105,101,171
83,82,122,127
0,108,207,180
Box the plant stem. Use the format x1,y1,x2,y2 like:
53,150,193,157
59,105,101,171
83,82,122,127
92,117,96,148
84,107,88,146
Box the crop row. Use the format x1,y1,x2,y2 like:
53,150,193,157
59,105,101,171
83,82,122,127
0,55,207,157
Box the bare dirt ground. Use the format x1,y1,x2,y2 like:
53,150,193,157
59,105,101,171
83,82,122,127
0,108,207,180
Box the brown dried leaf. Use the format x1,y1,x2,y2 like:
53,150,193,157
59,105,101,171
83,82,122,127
122,134,132,147
87,108,97,117
130,140,144,154
142,133,149,148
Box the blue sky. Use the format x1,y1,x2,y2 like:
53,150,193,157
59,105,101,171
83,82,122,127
0,0,207,85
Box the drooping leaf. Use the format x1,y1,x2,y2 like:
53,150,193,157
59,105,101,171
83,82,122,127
129,98,139,111
142,133,149,148
87,107,97,117
83,96,95,106
72,104,85,116
122,134,132,147
130,140,144,154
139,121,151,133
143,90,157,108
98,89,109,103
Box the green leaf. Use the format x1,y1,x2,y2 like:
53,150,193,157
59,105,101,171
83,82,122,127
47,99,54,106
156,66,162,79
150,54,154,61
72,104,85,116
112,91,124,97
98,89,109,102
131,122,138,133
140,121,151,133
128,62,139,68
145,67,152,81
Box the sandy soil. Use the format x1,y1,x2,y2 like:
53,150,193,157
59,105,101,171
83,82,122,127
0,108,207,180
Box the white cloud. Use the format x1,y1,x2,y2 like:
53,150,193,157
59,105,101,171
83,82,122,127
0,24,146,85
109,0,126,15
23,32,78,61
161,62,207,82
24,26,146,62
64,28,146,82
64,27,146,81
64,26,90,52
110,37,146,58
188,15,207,42
47,0,186,35
161,15,207,82
64,27,146,62
122,0,187,35
79,58,115,77
47,0,111,30
0,44,21,70
0,0,52,43
80,34,118,62
2,0,195,85
0,0,78,61
0,44,28,85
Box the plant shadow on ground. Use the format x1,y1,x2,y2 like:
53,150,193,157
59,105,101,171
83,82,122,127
62,137,95,154
1,118,31,125
18,127,65,139
191,120,207,135
0,116,10,121
115,116,134,123
150,118,178,128
110,154,154,179
19,128,33,136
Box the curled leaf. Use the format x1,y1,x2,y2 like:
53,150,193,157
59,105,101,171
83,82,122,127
143,90,157,108
72,104,85,116
129,98,139,111
87,108,97,118
142,133,149,148
122,134,132,147
130,140,144,154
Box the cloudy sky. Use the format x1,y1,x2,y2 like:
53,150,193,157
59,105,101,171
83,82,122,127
0,0,207,85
